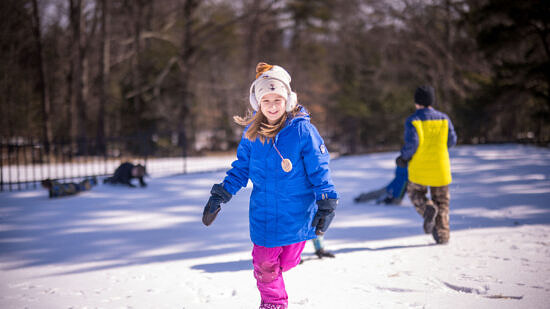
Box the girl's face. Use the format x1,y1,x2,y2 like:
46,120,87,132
260,93,286,124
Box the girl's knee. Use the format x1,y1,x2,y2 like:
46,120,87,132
280,259,300,272
254,261,280,283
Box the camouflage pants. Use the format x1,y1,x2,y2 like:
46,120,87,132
407,182,450,242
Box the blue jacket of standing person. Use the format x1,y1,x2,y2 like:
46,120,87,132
222,106,339,247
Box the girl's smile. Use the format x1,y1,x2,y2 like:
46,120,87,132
260,93,286,124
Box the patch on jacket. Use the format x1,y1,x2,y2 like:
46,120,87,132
320,144,326,154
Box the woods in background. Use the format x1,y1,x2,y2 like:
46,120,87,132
1,0,548,156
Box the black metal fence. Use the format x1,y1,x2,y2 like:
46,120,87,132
0,133,188,192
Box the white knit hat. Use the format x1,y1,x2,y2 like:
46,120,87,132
254,79,288,104
249,65,298,112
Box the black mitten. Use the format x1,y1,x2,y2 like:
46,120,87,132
395,155,409,168
202,183,232,226
312,198,338,236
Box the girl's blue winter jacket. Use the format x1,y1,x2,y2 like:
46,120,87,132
222,107,338,248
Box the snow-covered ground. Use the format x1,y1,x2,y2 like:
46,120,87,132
1,144,549,308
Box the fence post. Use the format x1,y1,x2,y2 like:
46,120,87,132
23,138,28,189
16,140,21,190
47,137,51,182
39,138,44,188
0,138,3,192
61,137,66,182
8,141,12,191
31,137,37,189
185,132,188,174
143,133,149,172
79,137,84,179
104,136,108,176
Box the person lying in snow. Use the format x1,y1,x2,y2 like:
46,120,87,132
312,235,335,258
301,236,335,262
103,162,147,188
354,164,408,205
41,177,97,198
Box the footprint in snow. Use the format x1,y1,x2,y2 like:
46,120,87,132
376,286,419,293
442,281,523,300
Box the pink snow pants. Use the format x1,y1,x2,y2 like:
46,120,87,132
252,241,306,308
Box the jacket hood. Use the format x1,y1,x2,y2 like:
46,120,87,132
286,105,310,125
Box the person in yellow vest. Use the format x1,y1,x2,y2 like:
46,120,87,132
396,85,457,244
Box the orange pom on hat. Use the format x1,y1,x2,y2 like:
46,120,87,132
256,62,273,79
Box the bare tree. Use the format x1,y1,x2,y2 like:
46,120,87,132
68,0,98,153
69,0,84,150
96,0,110,153
31,0,52,152
176,0,200,150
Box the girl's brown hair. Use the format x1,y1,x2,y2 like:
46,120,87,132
235,62,302,143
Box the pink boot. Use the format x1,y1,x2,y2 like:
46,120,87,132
259,302,285,309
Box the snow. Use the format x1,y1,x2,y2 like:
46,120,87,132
1,144,550,308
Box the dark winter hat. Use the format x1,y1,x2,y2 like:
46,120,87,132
414,85,435,106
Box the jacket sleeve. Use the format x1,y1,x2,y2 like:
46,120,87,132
300,122,339,201
222,135,251,195
400,118,418,160
447,117,457,148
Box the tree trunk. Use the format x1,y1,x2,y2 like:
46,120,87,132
66,45,74,144
31,0,52,153
178,0,199,152
69,0,89,154
97,0,110,154
442,0,452,112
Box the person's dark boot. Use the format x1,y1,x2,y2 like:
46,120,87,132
423,204,438,234
432,228,449,244
315,248,335,258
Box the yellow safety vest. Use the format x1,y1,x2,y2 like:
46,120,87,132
408,119,452,186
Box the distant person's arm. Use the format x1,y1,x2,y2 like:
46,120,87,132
398,118,418,164
447,117,457,148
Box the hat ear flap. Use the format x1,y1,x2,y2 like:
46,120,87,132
286,92,297,112
249,83,259,111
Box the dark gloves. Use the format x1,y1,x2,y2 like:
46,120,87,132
395,155,409,168
312,198,338,236
202,183,232,226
